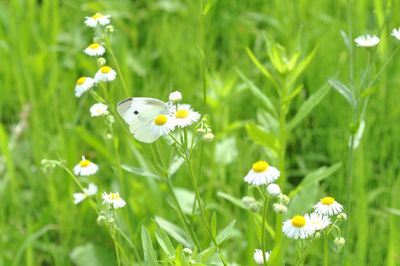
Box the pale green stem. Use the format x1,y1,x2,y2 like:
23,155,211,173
261,196,270,266
324,232,329,266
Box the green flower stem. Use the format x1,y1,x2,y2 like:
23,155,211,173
261,196,270,266
184,153,228,266
112,224,121,266
324,232,329,266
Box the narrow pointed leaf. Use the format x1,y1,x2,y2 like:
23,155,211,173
328,78,356,107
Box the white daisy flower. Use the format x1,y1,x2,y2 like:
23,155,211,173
244,161,280,186
253,249,270,265
282,214,315,239
172,104,201,128
73,156,99,176
314,197,343,216
391,28,400,40
84,43,106,56
266,183,281,197
151,114,176,136
102,192,126,209
94,66,117,82
308,213,331,231
74,77,95,97
90,103,108,117
73,183,98,204
354,34,380,47
169,91,182,103
85,13,111,27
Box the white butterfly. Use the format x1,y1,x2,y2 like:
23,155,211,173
117,97,175,143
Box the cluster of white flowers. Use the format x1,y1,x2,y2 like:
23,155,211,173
282,196,344,239
354,27,400,48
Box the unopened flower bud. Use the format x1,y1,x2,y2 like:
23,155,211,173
197,128,206,135
169,91,182,104
314,232,321,239
279,194,290,205
249,202,260,213
106,25,114,33
266,183,281,197
96,215,107,225
203,132,214,142
98,57,106,66
273,203,287,213
337,213,347,220
334,237,345,248
242,196,256,206
183,248,192,255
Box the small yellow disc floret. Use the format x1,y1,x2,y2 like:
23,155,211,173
92,13,103,19
175,109,189,119
89,43,100,49
154,115,168,125
252,161,269,173
111,193,120,200
321,197,335,205
100,66,111,73
291,215,306,228
77,77,86,85
79,160,90,167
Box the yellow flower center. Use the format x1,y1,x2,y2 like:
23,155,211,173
154,115,168,125
100,66,111,73
79,160,90,167
291,215,306,228
252,161,269,173
175,109,189,119
77,77,86,85
92,13,103,20
110,193,119,200
89,43,100,49
321,197,335,205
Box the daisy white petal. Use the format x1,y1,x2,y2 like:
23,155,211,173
391,28,400,40
73,156,99,176
172,104,201,128
90,103,108,117
84,43,106,56
313,197,343,216
253,249,270,265
354,34,380,47
74,77,95,97
309,213,331,231
102,192,126,209
73,193,86,204
94,66,117,82
85,13,111,27
244,161,280,186
282,214,315,239
151,114,176,136
73,183,98,205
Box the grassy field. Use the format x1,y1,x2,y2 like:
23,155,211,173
1,0,400,265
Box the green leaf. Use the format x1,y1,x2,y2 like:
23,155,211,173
168,156,185,177
141,226,158,265
121,164,160,180
287,84,331,131
235,68,278,117
155,217,193,248
173,187,197,215
328,78,356,107
289,163,341,198
216,220,236,245
245,47,275,84
245,123,279,151
211,212,217,239
217,192,246,209
155,227,175,257
202,0,214,16
70,243,115,266
287,183,319,217
214,137,238,165
287,47,317,87
267,43,287,74
385,208,400,216
197,246,217,263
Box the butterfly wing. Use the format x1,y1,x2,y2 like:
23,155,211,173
117,97,170,143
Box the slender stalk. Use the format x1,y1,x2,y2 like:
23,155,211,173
324,233,329,266
105,39,130,97
112,225,122,266
184,154,228,266
115,226,141,261
261,196,270,266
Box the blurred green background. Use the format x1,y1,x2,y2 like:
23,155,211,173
1,0,399,265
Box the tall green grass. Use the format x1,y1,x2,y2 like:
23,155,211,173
1,0,399,265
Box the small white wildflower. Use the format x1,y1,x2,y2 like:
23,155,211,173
90,103,108,117
169,91,182,103
73,156,99,176
73,183,98,204
172,104,201,128
94,66,117,82
266,183,281,197
244,161,280,186
84,43,106,56
391,28,400,40
314,197,343,216
85,13,111,27
102,192,126,209
308,213,331,231
253,249,270,265
282,214,315,239
354,34,380,47
74,77,95,97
